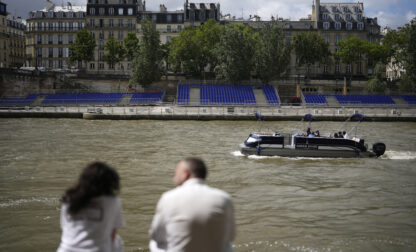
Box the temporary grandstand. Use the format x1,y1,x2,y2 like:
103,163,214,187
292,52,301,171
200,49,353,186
0,92,164,107
177,83,280,106
302,94,415,106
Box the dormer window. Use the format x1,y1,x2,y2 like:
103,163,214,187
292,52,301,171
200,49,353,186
357,14,362,21
323,13,329,20
343,6,348,12
346,22,352,30
346,13,351,21
285,23,290,29
357,23,364,30
332,6,337,12
335,13,340,20
89,8,96,15
354,6,359,12
323,22,330,30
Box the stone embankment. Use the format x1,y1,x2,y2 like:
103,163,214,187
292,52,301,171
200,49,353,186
0,105,415,121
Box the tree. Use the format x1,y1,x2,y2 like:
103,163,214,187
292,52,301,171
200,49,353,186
214,24,256,83
254,22,291,84
69,29,96,68
103,36,125,71
365,62,386,93
168,19,221,77
123,32,140,61
292,32,331,78
335,36,366,78
131,20,162,88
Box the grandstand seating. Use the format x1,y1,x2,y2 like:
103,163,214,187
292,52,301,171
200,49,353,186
130,92,164,104
177,84,279,105
303,94,328,105
332,95,395,105
400,95,416,105
0,94,40,106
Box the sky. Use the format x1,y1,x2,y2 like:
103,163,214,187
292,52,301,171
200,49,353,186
2,0,415,29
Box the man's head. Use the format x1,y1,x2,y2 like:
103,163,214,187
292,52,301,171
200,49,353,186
174,157,207,186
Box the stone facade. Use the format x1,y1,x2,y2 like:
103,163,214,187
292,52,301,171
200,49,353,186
6,15,26,68
0,1,7,68
25,0,86,69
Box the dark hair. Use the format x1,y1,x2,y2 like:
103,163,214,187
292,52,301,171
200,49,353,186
343,131,346,134
62,162,120,215
183,157,207,179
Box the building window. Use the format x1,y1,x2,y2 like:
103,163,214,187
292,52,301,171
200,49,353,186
99,52,104,61
200,11,206,22
49,60,53,68
118,31,123,40
166,36,171,43
68,35,73,44
69,22,73,31
323,64,328,73
357,22,364,30
128,19,132,28
177,25,182,31
90,19,95,27
128,8,133,15
324,34,329,43
323,22,329,30
346,13,351,21
48,35,53,44
167,14,172,23
357,14,362,21
109,8,114,15
49,48,53,58
190,12,195,22
335,63,340,73
285,23,290,29
100,19,104,28
323,13,328,20
118,8,123,15
178,14,182,22
118,19,123,27
90,31,95,38
109,19,114,27
58,35,63,44
335,22,341,30
346,64,351,73
335,13,340,21
89,8,96,15
343,6,348,12
99,63,104,70
152,14,157,22
58,48,63,57
90,63,95,69
358,62,362,74
354,6,359,12
209,10,215,19
109,31,114,38
346,22,352,30
99,8,105,15
99,40,104,49
335,34,341,43
109,63,114,69
167,25,171,32
99,30,104,39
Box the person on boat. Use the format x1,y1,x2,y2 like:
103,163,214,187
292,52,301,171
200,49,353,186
306,128,311,135
343,131,349,139
149,158,235,252
308,132,315,137
314,130,320,137
338,131,343,138
57,162,124,252
334,133,339,138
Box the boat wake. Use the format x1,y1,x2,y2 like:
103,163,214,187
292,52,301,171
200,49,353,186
232,150,416,160
0,197,59,208
381,151,416,160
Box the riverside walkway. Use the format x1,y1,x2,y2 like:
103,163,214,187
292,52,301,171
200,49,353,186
1,105,415,121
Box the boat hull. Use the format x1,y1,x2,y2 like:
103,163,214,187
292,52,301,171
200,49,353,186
240,144,378,158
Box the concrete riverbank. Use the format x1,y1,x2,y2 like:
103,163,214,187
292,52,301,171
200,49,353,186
1,105,416,121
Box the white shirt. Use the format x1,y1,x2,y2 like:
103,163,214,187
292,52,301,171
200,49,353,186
57,195,124,252
344,133,349,139
149,178,236,252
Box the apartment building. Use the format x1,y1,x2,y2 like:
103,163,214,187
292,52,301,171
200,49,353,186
6,15,26,68
86,0,140,73
25,0,86,69
0,1,7,68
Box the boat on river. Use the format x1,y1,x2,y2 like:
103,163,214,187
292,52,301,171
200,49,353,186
240,113,386,158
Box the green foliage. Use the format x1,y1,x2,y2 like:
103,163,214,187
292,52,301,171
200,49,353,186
123,32,140,61
69,29,96,67
399,73,415,92
292,32,331,77
168,19,221,76
403,19,416,84
335,36,365,65
131,20,162,88
365,62,386,93
254,22,291,84
214,24,256,83
103,36,125,69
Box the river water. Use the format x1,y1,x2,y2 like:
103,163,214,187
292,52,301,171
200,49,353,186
0,118,415,252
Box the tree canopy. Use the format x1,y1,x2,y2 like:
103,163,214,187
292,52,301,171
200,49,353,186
131,20,162,88
103,36,125,70
123,32,140,61
254,22,291,83
69,29,96,67
292,32,331,77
